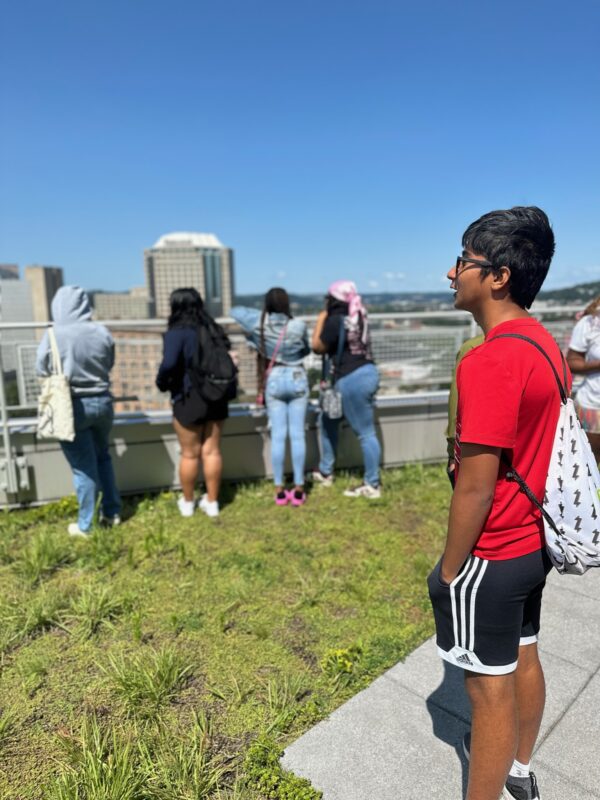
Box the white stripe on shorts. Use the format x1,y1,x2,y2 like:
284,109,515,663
450,557,475,648
459,558,481,649
519,634,538,646
468,559,488,652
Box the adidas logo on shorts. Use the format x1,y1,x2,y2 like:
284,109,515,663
456,653,474,666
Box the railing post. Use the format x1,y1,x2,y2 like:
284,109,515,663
0,344,18,495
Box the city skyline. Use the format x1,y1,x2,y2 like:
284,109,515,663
2,1,600,295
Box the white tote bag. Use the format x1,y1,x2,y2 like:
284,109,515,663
37,327,75,442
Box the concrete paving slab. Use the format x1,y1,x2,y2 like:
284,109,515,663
535,673,600,797
546,566,600,602
282,674,470,800
385,630,590,743
532,761,599,800
385,638,471,722
536,650,591,742
538,583,600,671
282,570,600,799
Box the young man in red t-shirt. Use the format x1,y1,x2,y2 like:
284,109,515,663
428,207,569,800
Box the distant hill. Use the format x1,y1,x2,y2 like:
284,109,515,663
235,281,600,312
538,281,600,304
233,291,452,313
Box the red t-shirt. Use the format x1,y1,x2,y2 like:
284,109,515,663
455,317,572,560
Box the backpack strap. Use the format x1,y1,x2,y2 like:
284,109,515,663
500,453,565,540
490,333,571,540
487,333,568,404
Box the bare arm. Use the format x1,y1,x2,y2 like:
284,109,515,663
566,348,600,375
440,442,501,584
311,311,328,354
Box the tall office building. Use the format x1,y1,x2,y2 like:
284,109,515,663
144,232,235,318
0,264,19,279
0,278,36,374
24,265,64,322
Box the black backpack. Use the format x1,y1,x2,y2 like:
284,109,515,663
189,320,238,403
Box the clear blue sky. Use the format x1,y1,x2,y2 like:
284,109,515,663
1,0,599,295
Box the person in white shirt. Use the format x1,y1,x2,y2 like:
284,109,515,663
567,296,600,462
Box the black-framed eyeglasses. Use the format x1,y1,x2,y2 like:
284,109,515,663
454,256,495,275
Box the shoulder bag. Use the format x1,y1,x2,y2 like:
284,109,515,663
319,316,345,419
37,327,75,442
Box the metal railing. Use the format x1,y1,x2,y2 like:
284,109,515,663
0,306,583,495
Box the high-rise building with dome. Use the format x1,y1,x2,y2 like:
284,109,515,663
144,232,235,318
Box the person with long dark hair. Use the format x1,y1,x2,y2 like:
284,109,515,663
231,288,310,505
311,280,381,497
567,295,600,463
156,287,231,517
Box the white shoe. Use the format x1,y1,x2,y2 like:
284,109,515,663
99,512,121,526
68,523,89,537
177,497,195,517
199,494,219,518
310,470,333,487
343,483,381,499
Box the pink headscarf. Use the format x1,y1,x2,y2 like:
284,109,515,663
328,280,369,344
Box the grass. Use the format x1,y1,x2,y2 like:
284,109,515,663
0,464,450,798
65,583,126,640
102,646,193,716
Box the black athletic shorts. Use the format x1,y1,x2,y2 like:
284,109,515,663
427,548,552,675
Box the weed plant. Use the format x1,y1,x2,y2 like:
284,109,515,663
140,710,227,799
0,707,16,748
78,526,125,570
65,584,125,640
16,529,72,585
2,588,70,652
45,716,145,800
102,646,193,716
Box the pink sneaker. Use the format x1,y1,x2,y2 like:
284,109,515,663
289,489,306,506
275,490,289,506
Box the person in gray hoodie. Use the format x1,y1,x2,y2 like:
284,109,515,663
36,286,121,535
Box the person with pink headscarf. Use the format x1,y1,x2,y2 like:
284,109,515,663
311,280,381,497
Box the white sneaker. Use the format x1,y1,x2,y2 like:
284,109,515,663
68,523,89,537
199,494,220,518
177,497,195,517
310,470,333,487
343,483,381,499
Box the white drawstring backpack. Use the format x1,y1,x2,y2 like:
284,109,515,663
492,333,600,575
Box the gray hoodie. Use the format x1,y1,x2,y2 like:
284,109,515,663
36,286,115,396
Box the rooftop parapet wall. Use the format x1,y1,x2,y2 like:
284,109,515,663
0,396,448,508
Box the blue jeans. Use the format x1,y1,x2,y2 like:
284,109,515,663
319,363,381,487
60,394,121,531
266,366,309,486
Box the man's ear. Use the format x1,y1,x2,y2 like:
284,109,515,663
492,266,511,290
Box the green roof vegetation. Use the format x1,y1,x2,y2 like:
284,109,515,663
0,465,449,799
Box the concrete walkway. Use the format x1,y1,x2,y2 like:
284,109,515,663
282,568,600,799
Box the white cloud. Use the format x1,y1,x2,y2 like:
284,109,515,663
368,280,379,288
276,270,287,279
382,271,405,282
